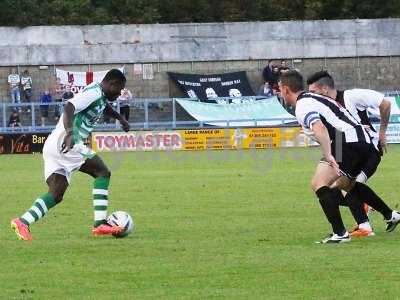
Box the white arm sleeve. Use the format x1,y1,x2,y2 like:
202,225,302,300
345,89,384,111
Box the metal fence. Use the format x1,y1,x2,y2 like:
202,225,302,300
0,97,297,133
1,91,399,133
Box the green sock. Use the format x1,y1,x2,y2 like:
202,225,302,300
20,193,57,226
93,176,110,227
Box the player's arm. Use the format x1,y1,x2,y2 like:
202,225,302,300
61,102,75,153
311,120,340,175
378,99,391,153
104,102,130,132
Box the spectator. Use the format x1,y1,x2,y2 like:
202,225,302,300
117,88,132,121
262,60,280,94
20,70,33,112
40,90,52,126
8,109,21,127
279,60,291,74
262,60,274,83
8,68,21,108
54,77,64,121
257,82,273,97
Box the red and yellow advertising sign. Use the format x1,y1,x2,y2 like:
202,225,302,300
92,127,316,152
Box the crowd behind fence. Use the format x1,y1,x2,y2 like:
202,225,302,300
1,92,399,133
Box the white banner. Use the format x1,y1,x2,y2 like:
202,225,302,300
176,97,296,126
372,123,400,144
55,67,124,94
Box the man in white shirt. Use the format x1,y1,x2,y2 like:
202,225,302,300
307,71,391,237
8,68,21,105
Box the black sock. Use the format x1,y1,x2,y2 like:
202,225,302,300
316,186,346,235
344,192,369,224
332,188,347,207
347,182,392,220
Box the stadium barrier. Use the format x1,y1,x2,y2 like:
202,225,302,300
0,96,298,133
1,92,399,132
0,132,49,154
1,92,400,154
91,127,318,152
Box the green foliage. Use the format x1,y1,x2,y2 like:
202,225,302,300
0,0,398,26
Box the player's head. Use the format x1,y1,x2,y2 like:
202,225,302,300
307,71,335,97
278,70,304,106
101,69,126,101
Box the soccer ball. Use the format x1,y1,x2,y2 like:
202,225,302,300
107,211,134,238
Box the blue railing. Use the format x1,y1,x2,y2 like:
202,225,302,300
1,91,399,133
0,97,298,132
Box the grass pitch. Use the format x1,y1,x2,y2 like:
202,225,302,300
1,146,400,299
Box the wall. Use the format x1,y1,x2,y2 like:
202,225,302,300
0,56,399,101
0,19,399,100
1,19,400,65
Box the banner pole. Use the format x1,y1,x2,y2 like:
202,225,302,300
144,100,149,129
31,103,35,127
2,103,6,128
172,98,176,128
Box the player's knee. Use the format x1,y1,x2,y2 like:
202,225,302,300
310,178,323,192
98,169,111,178
51,191,64,203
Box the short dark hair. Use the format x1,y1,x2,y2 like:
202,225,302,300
103,69,126,83
306,70,335,88
279,70,304,92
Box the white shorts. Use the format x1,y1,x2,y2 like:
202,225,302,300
43,131,95,184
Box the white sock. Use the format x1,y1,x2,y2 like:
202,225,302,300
358,222,372,231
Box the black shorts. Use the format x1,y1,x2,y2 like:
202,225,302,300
335,143,381,179
321,142,381,179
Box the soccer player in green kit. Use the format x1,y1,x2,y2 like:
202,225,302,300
11,69,130,240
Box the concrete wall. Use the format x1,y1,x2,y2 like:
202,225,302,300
0,19,399,101
1,56,399,101
0,19,399,65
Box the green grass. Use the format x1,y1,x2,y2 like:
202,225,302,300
1,146,400,299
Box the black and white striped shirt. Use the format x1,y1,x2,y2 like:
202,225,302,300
296,92,372,145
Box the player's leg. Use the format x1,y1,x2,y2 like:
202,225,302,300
356,150,382,216
343,145,400,232
79,155,122,235
344,155,380,237
311,161,349,243
11,173,68,241
335,177,374,237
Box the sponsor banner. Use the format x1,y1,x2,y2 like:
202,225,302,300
55,67,124,94
92,131,183,152
168,71,255,102
92,127,316,152
372,123,400,144
0,133,49,154
176,97,296,126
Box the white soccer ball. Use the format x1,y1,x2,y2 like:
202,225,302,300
107,211,134,238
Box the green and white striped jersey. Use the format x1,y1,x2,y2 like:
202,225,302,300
53,82,107,144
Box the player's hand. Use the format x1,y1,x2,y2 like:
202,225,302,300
61,132,74,154
379,131,387,154
326,154,341,176
120,118,130,132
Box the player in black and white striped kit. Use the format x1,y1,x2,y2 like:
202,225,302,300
278,70,400,244
307,71,392,237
